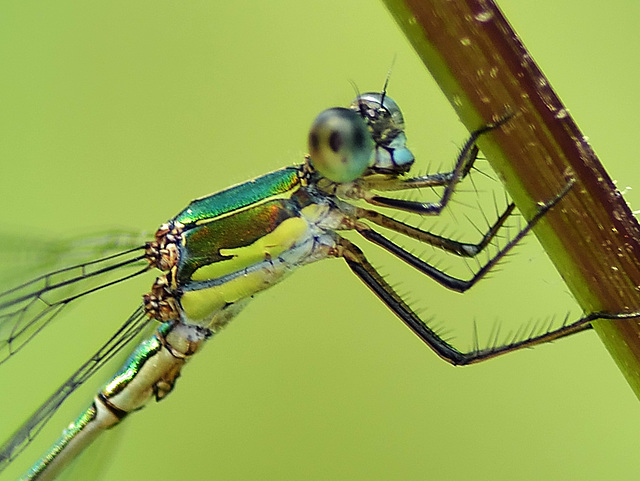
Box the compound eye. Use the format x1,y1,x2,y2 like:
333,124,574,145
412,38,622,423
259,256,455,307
307,107,374,183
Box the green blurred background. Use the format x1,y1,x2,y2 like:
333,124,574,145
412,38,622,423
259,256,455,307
1,1,639,480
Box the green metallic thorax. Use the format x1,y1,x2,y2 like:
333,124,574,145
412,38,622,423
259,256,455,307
168,166,334,328
174,167,302,226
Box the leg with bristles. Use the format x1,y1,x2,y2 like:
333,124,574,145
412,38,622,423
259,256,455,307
356,116,512,215
355,202,515,258
354,178,573,292
330,174,633,364
361,144,482,192
335,234,638,365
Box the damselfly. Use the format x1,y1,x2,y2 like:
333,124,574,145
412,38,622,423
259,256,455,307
0,85,629,480
4,1,640,479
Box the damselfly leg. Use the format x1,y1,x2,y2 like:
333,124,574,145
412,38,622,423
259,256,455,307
337,178,595,364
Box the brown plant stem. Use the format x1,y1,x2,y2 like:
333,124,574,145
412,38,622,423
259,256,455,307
382,0,640,397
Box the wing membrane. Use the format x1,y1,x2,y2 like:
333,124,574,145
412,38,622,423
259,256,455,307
0,232,151,364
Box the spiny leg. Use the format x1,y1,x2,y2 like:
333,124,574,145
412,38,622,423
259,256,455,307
354,202,515,258
354,178,573,292
329,175,631,364
361,116,511,215
361,144,482,192
335,235,638,365
334,118,516,262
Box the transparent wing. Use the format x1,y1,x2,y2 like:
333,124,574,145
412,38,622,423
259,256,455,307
0,231,151,364
0,305,152,474
0,231,150,286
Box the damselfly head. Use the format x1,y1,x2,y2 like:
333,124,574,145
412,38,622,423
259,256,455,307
350,93,414,175
307,93,416,183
